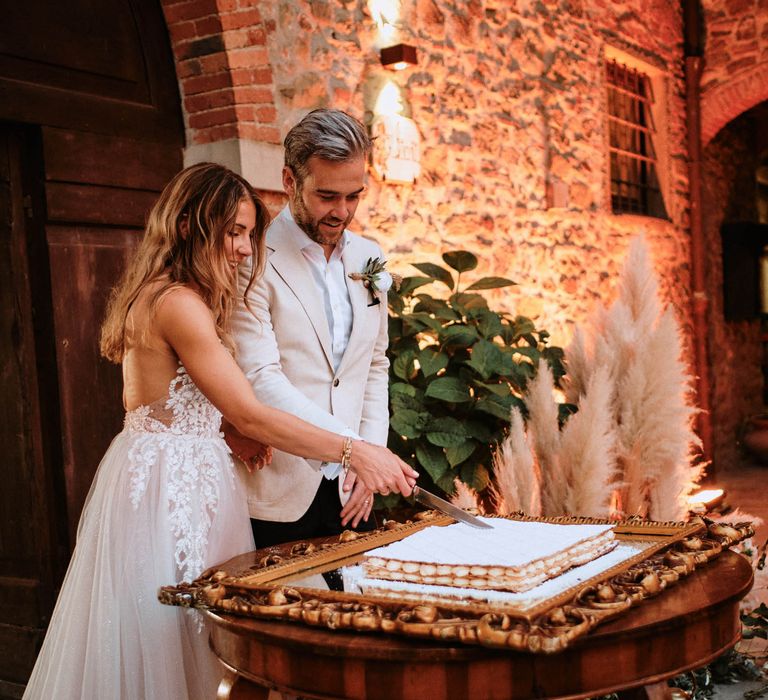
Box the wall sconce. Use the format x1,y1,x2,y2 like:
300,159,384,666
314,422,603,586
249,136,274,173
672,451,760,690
380,43,417,70
369,80,421,184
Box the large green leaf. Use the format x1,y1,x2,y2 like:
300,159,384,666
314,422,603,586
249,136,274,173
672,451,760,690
415,443,450,482
442,250,478,273
390,382,417,398
477,310,504,339
388,291,405,315
513,346,541,361
440,324,479,347
465,419,494,442
393,350,417,380
390,390,427,413
496,349,515,375
397,276,434,296
425,376,472,402
446,440,476,467
405,312,444,333
512,316,537,337
465,276,517,291
475,393,514,420
465,339,504,380
411,262,455,290
425,416,466,448
451,292,488,311
418,347,449,378
460,463,491,491
436,471,458,495
414,295,459,320
390,408,430,438
473,379,511,398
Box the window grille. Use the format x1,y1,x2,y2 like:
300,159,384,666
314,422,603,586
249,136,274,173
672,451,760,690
606,59,668,218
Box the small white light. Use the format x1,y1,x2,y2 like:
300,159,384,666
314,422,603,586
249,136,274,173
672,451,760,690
687,488,725,510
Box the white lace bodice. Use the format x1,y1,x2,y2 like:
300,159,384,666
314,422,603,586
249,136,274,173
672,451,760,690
124,365,223,438
123,365,232,581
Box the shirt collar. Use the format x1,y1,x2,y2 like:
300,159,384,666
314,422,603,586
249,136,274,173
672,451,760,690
279,206,349,255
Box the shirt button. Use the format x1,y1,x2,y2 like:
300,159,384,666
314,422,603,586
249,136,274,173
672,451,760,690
333,378,340,387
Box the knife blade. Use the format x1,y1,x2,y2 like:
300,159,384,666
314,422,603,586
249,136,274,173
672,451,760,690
412,486,493,529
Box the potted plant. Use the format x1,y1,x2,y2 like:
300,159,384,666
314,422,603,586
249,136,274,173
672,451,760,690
383,250,571,509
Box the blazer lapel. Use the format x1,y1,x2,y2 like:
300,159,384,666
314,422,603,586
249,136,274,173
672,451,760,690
267,226,334,370
339,241,374,373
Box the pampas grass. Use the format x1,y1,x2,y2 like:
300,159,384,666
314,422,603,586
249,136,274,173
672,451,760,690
490,235,702,521
489,408,541,516
525,363,563,516
559,365,619,517
450,478,481,511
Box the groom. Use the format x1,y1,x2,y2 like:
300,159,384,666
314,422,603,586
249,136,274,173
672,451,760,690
229,109,391,548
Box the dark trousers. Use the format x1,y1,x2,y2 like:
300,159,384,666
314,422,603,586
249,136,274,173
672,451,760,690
250,476,377,549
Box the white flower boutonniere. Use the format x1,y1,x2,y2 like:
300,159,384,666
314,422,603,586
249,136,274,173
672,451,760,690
348,257,402,305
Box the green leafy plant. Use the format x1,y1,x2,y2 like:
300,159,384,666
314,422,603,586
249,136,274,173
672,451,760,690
742,603,768,641
383,250,570,509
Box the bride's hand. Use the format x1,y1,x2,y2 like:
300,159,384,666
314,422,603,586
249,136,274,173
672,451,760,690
348,441,418,497
222,419,273,473
339,475,374,528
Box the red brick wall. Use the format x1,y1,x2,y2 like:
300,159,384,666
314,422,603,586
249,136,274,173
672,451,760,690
160,0,280,146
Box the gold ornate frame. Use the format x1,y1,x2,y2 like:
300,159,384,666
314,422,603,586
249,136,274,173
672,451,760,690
159,513,754,654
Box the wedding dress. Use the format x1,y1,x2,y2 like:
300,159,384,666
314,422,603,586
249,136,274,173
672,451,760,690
23,365,254,700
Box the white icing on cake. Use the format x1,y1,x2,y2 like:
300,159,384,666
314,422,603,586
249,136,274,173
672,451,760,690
361,518,617,593
346,542,644,612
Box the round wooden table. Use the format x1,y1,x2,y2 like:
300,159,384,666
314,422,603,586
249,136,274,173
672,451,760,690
208,549,752,700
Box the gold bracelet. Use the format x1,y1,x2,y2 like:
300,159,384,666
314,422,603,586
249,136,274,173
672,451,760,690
340,437,353,473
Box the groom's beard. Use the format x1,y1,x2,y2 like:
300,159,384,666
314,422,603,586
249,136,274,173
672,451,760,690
291,188,350,247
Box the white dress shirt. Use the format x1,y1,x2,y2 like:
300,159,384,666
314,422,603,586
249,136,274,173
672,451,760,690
285,209,357,480
299,234,353,371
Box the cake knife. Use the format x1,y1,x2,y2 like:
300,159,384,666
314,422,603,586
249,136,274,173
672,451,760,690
411,486,493,529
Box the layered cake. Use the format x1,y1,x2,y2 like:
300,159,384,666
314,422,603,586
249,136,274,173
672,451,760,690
361,518,616,593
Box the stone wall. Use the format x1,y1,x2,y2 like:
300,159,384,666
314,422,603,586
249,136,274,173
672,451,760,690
700,0,768,144
702,112,764,470
259,0,693,352
158,0,768,468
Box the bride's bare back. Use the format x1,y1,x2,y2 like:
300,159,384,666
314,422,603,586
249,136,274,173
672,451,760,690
117,281,417,501
122,286,184,411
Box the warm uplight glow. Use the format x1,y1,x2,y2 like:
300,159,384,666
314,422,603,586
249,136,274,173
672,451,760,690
368,0,400,45
687,488,725,507
374,80,405,116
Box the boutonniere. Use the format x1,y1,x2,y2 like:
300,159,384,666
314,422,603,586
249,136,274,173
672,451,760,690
348,257,402,306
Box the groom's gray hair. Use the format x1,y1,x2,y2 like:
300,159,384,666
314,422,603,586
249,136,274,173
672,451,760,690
284,109,372,183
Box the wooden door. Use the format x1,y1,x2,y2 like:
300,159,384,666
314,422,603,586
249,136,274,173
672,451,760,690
42,126,180,541
0,1,184,693
0,124,69,696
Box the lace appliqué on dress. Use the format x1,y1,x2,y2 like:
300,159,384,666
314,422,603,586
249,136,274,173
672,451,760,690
124,366,233,582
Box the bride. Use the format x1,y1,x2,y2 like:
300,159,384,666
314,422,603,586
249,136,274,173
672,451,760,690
23,163,418,700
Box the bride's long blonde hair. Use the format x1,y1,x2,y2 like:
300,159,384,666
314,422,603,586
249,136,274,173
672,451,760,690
100,163,269,363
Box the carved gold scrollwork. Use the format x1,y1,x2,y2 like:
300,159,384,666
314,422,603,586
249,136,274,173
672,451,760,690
157,517,755,654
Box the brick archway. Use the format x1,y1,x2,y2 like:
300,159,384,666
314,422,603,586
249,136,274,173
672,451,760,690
701,63,768,146
160,0,279,145
159,0,284,191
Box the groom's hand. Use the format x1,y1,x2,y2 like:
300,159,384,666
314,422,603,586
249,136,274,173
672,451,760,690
222,419,273,473
340,475,373,528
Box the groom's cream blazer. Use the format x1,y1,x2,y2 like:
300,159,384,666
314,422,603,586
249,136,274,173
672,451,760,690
230,207,390,521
